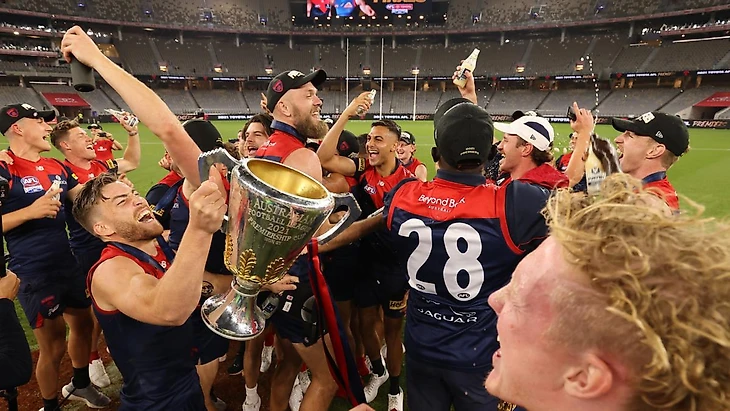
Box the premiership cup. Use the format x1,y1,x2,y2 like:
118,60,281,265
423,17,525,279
197,149,361,340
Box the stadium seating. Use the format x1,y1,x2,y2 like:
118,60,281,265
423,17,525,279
192,89,246,114
0,85,47,109
538,88,606,116
649,39,730,72
595,88,681,117
485,89,547,115
153,88,200,113
113,33,160,75
659,86,720,115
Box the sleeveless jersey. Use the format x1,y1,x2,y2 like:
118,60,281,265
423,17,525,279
351,158,415,263
0,151,79,277
88,242,204,410
643,171,679,211
402,157,424,177
384,169,550,371
254,120,307,163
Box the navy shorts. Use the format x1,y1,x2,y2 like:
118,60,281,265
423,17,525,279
190,307,229,365
270,278,328,347
321,244,359,302
354,263,408,318
406,355,501,411
75,248,105,279
17,269,91,329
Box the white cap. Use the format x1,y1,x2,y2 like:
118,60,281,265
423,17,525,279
494,116,554,152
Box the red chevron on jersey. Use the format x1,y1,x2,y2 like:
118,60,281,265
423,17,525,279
255,130,305,163
386,178,502,229
357,162,414,210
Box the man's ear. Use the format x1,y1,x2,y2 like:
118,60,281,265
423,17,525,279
563,353,615,400
645,143,666,160
431,146,440,163
94,221,115,238
521,143,535,158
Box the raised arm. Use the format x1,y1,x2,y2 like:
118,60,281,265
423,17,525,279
60,26,201,188
564,102,594,188
115,112,141,174
317,92,372,176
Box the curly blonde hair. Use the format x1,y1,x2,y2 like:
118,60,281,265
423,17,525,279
544,174,730,411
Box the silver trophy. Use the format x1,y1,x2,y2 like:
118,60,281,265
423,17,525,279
198,149,361,340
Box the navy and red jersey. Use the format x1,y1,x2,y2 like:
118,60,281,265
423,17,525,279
88,242,203,410
168,183,231,277
643,171,679,211
255,121,307,163
401,157,424,177
555,151,572,173
0,151,79,277
145,171,184,231
93,139,114,162
384,169,550,371
63,159,116,256
351,158,415,262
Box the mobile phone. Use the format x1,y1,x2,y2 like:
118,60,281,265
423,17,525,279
567,106,577,122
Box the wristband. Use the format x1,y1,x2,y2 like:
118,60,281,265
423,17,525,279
127,131,138,136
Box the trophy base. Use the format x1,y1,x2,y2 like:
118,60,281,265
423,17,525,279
200,280,266,341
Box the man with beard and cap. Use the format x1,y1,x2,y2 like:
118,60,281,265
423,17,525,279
382,98,551,411
257,69,355,411
0,103,112,410
317,94,414,410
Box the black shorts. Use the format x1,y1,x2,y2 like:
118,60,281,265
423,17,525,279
321,244,359,303
354,264,408,319
17,269,91,329
190,307,229,365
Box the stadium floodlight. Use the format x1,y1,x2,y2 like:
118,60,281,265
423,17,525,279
516,63,525,73
575,61,584,71
363,67,371,76
411,68,420,75
265,67,273,75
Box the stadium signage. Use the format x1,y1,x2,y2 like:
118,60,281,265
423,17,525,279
697,69,730,75
212,77,237,81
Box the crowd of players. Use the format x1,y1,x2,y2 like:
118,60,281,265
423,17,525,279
0,25,728,411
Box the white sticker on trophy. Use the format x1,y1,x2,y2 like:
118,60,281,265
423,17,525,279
282,301,292,312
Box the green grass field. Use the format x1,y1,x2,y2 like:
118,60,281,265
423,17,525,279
11,120,730,410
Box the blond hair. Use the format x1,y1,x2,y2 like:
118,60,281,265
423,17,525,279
544,174,730,411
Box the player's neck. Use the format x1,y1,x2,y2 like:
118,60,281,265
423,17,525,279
509,160,539,181
400,155,413,166
8,141,42,162
631,162,666,181
65,154,92,169
375,158,397,177
114,237,159,255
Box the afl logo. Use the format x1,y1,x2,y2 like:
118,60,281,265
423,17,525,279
364,185,376,195
273,80,284,93
6,108,18,118
457,292,470,299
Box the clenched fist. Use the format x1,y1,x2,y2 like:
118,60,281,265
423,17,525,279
188,166,227,234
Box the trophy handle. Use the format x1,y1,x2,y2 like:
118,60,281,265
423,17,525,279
198,148,239,233
198,147,240,182
315,193,362,245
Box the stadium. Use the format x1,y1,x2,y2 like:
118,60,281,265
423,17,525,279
0,0,729,410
